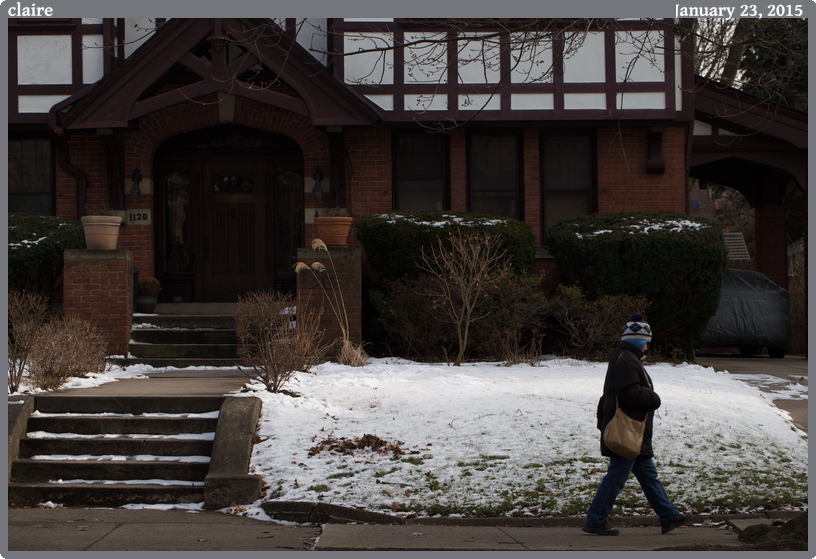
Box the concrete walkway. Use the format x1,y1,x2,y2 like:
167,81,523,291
9,507,793,551
695,354,808,432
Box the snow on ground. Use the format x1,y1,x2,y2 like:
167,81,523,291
10,356,808,519
231,358,808,519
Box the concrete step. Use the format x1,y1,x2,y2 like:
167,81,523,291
109,357,246,368
129,343,239,359
131,329,238,345
25,416,218,435
32,396,225,414
19,438,214,458
8,482,206,507
11,459,209,483
133,315,236,330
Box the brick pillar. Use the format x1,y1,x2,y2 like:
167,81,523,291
754,204,787,288
63,249,133,357
296,248,362,345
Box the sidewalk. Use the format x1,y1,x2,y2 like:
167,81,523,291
9,506,788,551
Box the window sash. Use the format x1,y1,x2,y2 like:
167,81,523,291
394,132,449,211
468,133,521,219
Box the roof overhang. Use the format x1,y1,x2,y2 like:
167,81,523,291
50,18,381,133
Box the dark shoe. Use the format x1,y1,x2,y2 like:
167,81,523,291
582,522,620,536
661,512,693,534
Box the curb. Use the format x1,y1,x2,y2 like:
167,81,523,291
259,501,802,527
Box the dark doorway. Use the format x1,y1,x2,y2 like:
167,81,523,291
154,125,304,302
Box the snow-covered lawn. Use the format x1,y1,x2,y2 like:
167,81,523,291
10,357,808,520
235,358,808,519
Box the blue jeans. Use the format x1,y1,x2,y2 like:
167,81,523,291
585,454,680,525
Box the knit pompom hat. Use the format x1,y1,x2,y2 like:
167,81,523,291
621,313,652,343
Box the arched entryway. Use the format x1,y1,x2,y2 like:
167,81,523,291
154,124,305,302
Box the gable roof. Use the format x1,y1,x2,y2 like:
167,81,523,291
51,18,381,131
693,75,806,149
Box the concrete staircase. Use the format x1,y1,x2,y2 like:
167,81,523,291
122,303,243,368
9,396,223,507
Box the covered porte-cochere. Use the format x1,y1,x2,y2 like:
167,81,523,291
689,77,807,291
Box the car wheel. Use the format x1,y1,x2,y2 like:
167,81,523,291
768,347,786,359
739,346,762,356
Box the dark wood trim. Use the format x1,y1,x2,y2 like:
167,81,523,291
663,24,676,115
393,30,406,117
604,28,616,118
17,85,79,94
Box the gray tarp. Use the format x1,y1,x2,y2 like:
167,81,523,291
697,269,792,350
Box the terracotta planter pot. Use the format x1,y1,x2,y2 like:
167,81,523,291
81,216,122,250
314,216,353,247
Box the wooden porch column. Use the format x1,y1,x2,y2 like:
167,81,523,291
754,204,787,289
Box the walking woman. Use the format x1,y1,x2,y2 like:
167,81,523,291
583,313,692,536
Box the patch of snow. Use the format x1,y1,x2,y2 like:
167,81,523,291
31,454,211,463
26,432,216,441
49,479,205,486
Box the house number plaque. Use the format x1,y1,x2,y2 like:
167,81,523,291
127,209,152,225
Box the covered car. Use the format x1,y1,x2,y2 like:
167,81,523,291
697,269,792,358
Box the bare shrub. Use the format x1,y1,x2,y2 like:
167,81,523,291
788,276,806,356
235,290,330,393
548,285,650,361
8,290,49,393
415,231,511,366
295,239,367,367
28,315,108,391
470,272,550,364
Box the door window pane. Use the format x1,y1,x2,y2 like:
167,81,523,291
469,134,520,219
395,133,447,210
213,174,254,193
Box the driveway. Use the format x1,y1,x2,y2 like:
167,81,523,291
694,354,808,433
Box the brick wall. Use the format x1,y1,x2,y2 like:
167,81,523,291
62,249,133,356
596,126,686,214
295,248,362,346
755,204,787,288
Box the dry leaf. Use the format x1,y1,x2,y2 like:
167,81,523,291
411,532,424,537
391,501,400,512
702,519,712,525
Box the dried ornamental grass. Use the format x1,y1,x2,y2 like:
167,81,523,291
8,290,49,393
295,239,367,367
28,315,108,390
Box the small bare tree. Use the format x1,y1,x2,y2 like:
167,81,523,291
415,231,511,366
8,290,49,393
235,290,330,394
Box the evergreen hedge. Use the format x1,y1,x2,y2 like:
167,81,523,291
355,211,536,281
545,211,728,351
8,213,86,302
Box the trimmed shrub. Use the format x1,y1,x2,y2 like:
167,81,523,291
469,272,550,364
373,272,550,364
355,211,536,282
546,211,728,352
8,213,86,304
548,285,651,361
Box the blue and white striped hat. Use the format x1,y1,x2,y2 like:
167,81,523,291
621,313,652,342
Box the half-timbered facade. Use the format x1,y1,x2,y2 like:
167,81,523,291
8,17,805,306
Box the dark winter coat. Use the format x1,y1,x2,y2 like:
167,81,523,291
596,341,662,458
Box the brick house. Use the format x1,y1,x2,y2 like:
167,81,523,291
8,18,806,353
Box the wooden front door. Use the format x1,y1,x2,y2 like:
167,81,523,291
155,152,303,302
